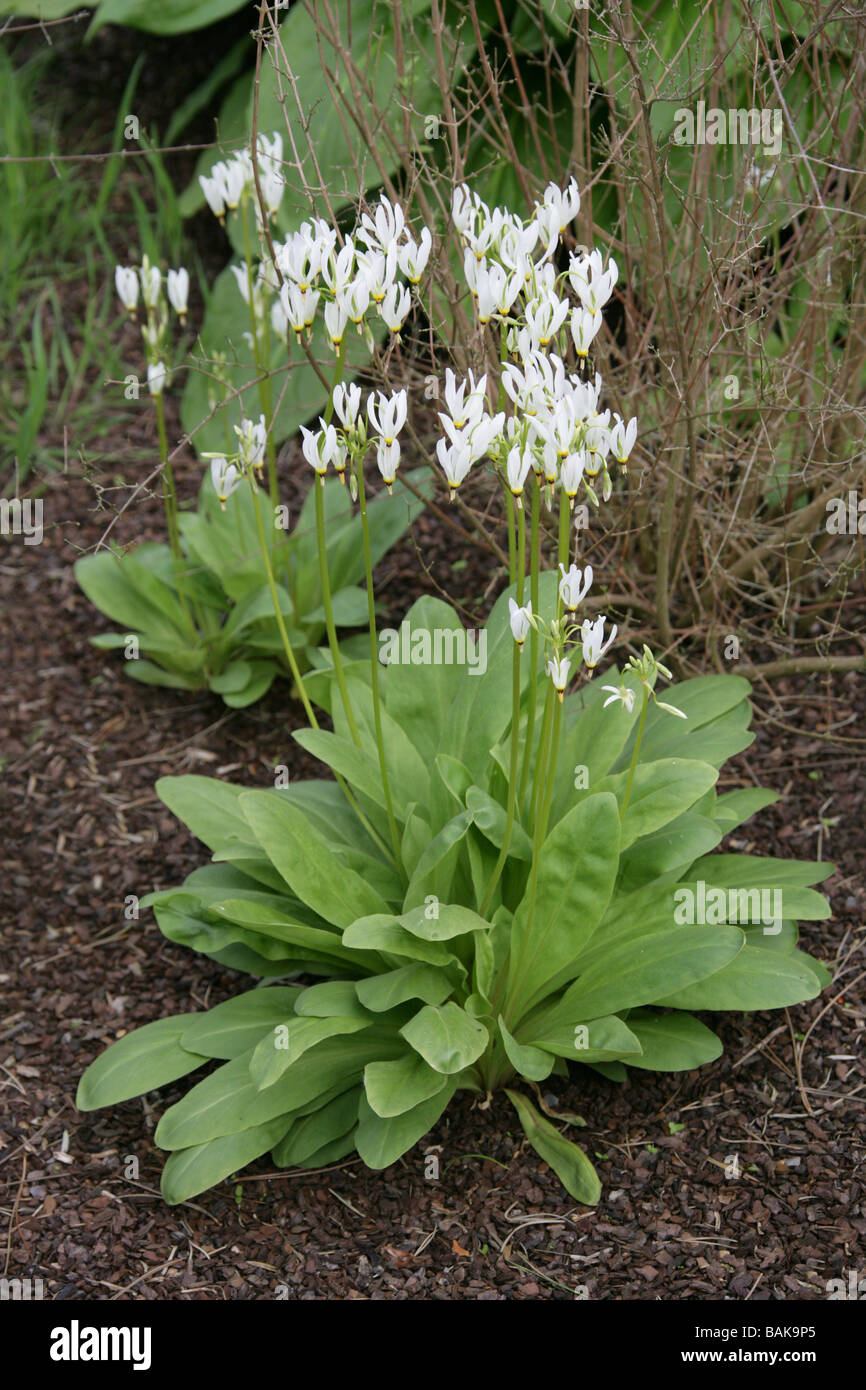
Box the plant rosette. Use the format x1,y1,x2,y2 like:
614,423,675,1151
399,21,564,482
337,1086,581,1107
77,581,833,1205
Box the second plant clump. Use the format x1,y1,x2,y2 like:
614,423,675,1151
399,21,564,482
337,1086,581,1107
77,177,833,1204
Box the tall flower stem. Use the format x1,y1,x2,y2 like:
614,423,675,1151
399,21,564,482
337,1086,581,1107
155,393,196,638
247,473,318,729
355,454,404,877
479,641,521,919
620,684,649,816
518,476,541,802
314,341,361,747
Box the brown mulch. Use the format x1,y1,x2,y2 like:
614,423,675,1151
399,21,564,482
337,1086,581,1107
1,18,864,1304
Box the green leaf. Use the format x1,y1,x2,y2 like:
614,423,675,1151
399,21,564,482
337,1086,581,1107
180,987,302,1059
155,775,250,852
342,915,458,966
271,1088,361,1168
156,1033,403,1149
655,945,827,1011
355,1084,456,1169
544,927,745,1023
507,793,621,1016
498,1018,554,1082
363,1053,449,1118
250,1015,371,1089
400,1003,488,1074
395,902,491,942
90,0,247,37
356,964,452,1013
77,1016,208,1110
623,1010,723,1071
506,1090,601,1204
238,789,391,927
598,759,719,849
294,981,373,1019
161,1114,291,1206
522,1012,642,1064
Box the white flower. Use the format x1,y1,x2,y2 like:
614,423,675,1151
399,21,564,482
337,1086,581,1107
380,282,411,333
509,598,533,646
321,239,357,295
146,361,167,397
541,178,580,233
376,439,401,489
602,683,636,713
359,196,405,251
581,615,617,671
398,227,432,283
166,268,189,319
560,450,587,499
340,276,370,325
476,261,522,323
559,563,593,610
199,170,226,220
436,438,473,497
221,156,248,210
280,281,319,334
359,246,397,303
569,249,618,313
332,382,362,429
324,299,348,347
210,457,241,509
442,369,486,430
235,414,267,473
367,389,407,445
139,260,161,310
300,422,338,476
547,656,571,697
525,291,570,348
114,265,139,314
505,445,532,501
610,414,638,465
571,305,603,357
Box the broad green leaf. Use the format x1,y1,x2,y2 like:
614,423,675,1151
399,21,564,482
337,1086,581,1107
355,1084,456,1169
271,1088,361,1168
250,1015,371,1089
356,964,452,1013
342,915,458,966
294,981,373,1019
597,759,719,849
180,987,302,1059
395,902,491,943
155,774,250,851
77,1016,208,1110
239,789,391,927
498,1018,554,1082
713,788,780,833
466,786,533,861
506,1090,600,1204
403,810,474,912
161,1114,291,1206
156,1033,403,1149
507,793,620,1016
400,1003,488,1075
91,0,246,36
544,927,745,1024
623,1010,723,1070
656,945,827,1011
522,1012,642,1063
363,1053,449,1118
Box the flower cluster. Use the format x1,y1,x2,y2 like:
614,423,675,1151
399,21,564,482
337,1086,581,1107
438,181,636,509
508,563,617,699
300,385,409,497
198,145,433,355
270,195,431,348
199,133,285,229
114,255,190,397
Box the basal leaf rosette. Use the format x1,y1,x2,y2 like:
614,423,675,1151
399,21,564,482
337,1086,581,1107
77,586,833,1205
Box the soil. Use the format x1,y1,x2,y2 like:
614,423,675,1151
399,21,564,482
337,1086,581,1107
1,17,864,1303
